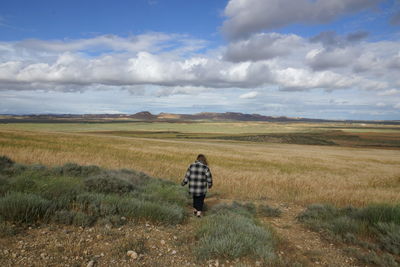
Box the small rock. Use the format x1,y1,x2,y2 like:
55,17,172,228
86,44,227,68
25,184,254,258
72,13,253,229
121,216,126,221
145,223,150,227
40,253,47,259
173,236,177,240
171,250,177,255
87,260,95,267
160,240,166,245
127,250,138,259
101,253,104,257
96,235,102,239
12,253,17,258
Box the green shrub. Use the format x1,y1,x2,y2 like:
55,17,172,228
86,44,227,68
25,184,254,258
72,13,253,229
37,177,83,209
84,173,136,194
297,204,338,222
54,163,102,177
209,201,256,218
0,175,10,196
375,222,400,255
353,204,400,225
117,197,185,225
8,175,38,193
328,217,363,236
97,215,127,227
0,192,51,223
52,210,75,225
0,155,14,171
139,179,187,206
72,211,95,227
258,204,282,217
344,248,398,267
52,210,94,227
195,213,276,261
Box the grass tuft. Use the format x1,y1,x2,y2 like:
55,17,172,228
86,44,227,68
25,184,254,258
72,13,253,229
195,201,276,262
0,192,52,223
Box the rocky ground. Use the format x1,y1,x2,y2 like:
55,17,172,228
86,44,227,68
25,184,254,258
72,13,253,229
0,198,373,266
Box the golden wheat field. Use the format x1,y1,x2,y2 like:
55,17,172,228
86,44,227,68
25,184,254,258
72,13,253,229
0,121,399,206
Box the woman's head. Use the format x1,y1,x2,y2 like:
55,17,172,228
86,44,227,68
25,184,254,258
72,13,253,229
197,154,208,166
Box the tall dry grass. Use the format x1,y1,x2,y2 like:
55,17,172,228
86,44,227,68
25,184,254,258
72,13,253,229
0,129,399,206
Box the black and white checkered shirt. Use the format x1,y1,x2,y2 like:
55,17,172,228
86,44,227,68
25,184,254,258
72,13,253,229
181,160,213,196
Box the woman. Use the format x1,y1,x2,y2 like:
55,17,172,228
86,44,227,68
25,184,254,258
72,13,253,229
181,154,213,218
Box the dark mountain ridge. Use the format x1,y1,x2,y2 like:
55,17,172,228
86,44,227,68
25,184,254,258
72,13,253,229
1,112,399,125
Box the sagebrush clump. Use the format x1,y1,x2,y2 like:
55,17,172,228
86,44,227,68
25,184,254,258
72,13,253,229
298,203,400,265
0,156,187,227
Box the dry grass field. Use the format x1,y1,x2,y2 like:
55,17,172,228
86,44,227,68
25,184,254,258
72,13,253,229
0,121,399,206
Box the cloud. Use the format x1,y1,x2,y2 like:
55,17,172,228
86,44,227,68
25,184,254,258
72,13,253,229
224,33,302,62
13,33,207,55
0,33,399,97
378,89,400,96
310,31,369,48
390,11,400,25
306,46,362,71
239,91,259,99
222,0,382,39
346,31,369,42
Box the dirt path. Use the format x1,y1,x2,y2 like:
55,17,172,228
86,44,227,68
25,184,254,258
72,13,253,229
206,196,359,267
264,201,359,266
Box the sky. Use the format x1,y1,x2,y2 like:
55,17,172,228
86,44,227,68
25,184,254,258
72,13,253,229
1,0,400,120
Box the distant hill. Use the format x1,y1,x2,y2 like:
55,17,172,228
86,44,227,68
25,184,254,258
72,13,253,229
0,112,399,125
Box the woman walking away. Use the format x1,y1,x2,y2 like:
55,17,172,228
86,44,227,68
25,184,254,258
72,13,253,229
181,154,213,218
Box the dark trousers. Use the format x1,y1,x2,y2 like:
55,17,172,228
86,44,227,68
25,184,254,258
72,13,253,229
193,194,206,211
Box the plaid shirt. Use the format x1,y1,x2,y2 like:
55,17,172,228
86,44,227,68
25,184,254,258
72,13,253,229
181,161,213,196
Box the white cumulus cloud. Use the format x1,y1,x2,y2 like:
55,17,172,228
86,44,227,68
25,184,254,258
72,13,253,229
239,91,259,99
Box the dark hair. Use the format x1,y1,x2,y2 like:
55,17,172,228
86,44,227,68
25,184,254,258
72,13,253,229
197,154,208,166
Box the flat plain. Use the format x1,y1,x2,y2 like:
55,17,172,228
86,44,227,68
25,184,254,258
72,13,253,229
1,121,399,206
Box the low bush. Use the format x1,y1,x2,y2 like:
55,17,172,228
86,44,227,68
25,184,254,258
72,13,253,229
0,156,187,227
72,211,95,227
353,204,400,225
195,213,276,262
52,210,75,225
298,203,400,263
0,192,52,223
84,173,136,194
139,179,188,206
195,201,276,263
209,201,256,218
344,247,398,267
0,155,14,171
0,175,10,196
375,222,400,255
117,197,185,225
38,177,83,209
8,175,38,194
258,204,282,217
53,163,102,177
